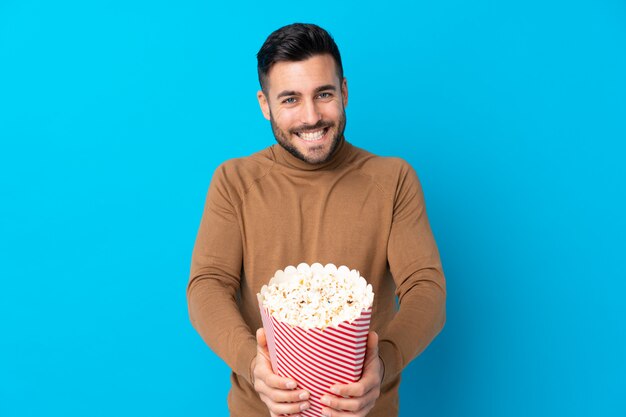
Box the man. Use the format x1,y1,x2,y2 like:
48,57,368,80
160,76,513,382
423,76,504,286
187,23,446,417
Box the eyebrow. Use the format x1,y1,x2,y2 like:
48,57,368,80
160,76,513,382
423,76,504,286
275,84,337,100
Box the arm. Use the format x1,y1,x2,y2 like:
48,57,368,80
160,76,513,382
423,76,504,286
187,165,310,415
321,161,446,416
186,164,257,383
378,161,447,386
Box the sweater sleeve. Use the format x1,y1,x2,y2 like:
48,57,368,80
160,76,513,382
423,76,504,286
378,161,447,386
186,164,257,384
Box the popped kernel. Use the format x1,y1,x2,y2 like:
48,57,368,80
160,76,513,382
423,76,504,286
258,262,374,330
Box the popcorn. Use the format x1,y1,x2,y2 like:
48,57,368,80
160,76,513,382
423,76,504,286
257,263,374,416
258,262,374,330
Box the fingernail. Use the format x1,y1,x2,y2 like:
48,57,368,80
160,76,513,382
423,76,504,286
299,392,309,400
300,402,309,411
286,381,297,389
330,386,340,395
321,410,331,417
320,396,330,406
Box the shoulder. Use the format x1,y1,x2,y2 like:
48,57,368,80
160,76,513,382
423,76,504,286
347,144,421,194
209,147,276,206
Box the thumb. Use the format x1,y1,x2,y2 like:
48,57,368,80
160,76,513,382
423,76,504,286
256,327,271,363
256,327,268,349
364,331,379,366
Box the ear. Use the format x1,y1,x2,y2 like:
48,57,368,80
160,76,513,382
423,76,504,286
341,78,348,107
257,90,271,120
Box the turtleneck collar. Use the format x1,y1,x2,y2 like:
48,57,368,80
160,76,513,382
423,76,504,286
270,138,352,171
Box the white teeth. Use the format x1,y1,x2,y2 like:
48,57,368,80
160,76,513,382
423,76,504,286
297,129,325,141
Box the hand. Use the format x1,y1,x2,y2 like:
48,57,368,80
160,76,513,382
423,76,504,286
319,331,383,417
252,328,311,416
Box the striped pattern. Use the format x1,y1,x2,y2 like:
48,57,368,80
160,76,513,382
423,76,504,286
260,306,371,417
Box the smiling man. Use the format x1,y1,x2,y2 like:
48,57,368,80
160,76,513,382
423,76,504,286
257,53,347,165
187,23,446,417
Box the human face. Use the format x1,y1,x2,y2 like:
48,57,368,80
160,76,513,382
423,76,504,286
257,54,348,164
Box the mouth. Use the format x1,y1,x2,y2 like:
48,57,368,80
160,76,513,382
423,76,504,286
294,127,329,142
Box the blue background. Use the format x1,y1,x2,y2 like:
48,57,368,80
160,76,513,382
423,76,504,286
1,0,625,416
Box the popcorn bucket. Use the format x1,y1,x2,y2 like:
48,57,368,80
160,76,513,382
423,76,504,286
259,301,371,417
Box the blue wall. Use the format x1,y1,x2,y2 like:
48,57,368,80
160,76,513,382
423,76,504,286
1,1,624,416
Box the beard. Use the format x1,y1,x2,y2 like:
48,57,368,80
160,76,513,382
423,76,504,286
269,108,347,165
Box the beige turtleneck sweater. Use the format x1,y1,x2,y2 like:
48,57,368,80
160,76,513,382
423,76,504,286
187,139,446,416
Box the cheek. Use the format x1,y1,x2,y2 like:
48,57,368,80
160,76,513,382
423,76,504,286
322,102,344,119
273,108,298,129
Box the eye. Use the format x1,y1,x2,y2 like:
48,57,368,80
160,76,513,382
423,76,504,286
317,92,333,99
282,97,297,104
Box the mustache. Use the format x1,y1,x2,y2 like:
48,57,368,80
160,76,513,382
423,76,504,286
290,120,334,135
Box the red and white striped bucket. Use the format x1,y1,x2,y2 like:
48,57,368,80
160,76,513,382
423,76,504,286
259,304,371,417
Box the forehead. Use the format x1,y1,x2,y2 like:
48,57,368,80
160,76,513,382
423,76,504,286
266,54,340,95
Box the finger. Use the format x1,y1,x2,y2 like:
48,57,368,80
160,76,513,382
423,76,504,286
253,355,300,390
255,329,273,365
256,327,267,348
254,328,300,390
263,397,300,417
263,395,310,416
320,399,376,417
256,344,271,364
270,411,300,417
260,393,306,417
256,379,310,403
263,371,299,390
320,387,378,412
330,370,377,398
330,370,380,398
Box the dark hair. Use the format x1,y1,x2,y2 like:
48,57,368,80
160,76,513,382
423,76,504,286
256,23,343,91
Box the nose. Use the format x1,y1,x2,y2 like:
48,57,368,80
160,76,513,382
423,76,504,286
300,98,321,126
